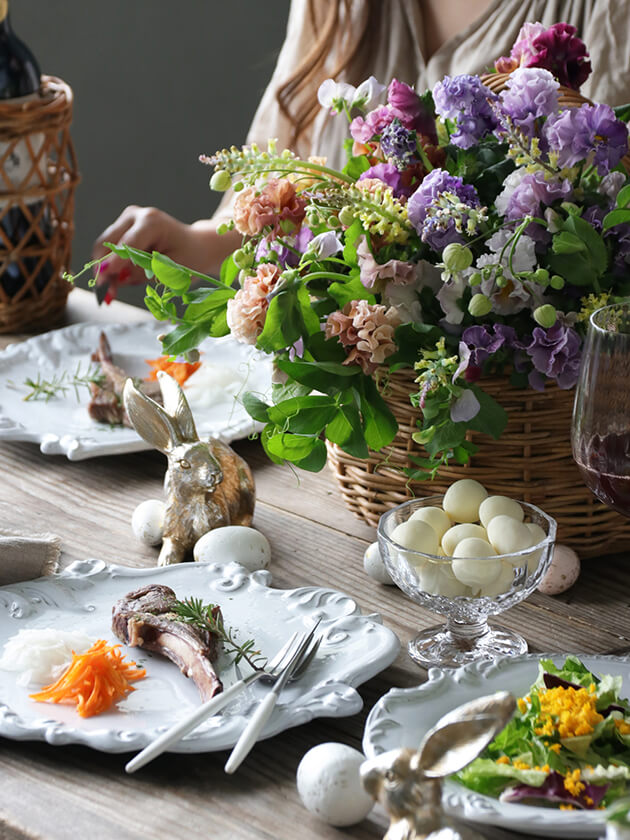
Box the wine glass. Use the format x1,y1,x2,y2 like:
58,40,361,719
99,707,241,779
572,302,630,516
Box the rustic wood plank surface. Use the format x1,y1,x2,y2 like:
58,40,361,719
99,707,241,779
0,289,626,840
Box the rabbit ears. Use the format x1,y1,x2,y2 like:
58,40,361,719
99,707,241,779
123,371,198,454
414,691,516,779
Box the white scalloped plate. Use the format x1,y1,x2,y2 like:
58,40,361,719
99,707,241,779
0,321,272,460
0,559,399,753
363,654,630,838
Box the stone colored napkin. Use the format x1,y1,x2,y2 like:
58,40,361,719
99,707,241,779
0,528,61,586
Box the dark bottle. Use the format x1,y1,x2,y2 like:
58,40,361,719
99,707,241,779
0,0,53,298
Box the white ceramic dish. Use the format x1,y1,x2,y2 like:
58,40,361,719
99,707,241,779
0,321,272,460
0,559,399,753
363,653,630,838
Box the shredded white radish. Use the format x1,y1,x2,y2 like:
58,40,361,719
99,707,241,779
0,629,93,687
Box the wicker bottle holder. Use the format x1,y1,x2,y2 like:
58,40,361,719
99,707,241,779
327,72,630,556
0,76,80,333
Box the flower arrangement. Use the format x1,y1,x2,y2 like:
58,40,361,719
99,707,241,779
81,22,630,478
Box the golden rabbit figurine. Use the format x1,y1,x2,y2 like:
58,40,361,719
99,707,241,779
123,371,255,565
360,692,515,840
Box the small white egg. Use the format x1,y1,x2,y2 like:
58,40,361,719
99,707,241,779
390,520,439,555
131,499,165,546
487,515,533,562
477,561,516,597
408,506,452,541
537,544,580,595
479,495,524,529
442,523,487,557
452,538,501,587
443,479,488,523
525,523,548,576
297,743,373,827
363,542,394,585
431,565,470,597
193,526,271,572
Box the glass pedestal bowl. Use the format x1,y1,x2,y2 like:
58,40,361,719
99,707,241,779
377,495,557,669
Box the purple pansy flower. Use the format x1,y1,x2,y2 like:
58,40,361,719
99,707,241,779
545,104,629,175
433,75,498,149
526,323,582,389
407,168,481,252
498,68,560,137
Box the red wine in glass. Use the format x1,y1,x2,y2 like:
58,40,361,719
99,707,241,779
573,303,630,517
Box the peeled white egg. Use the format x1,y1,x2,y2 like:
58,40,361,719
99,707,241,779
486,515,533,561
363,542,394,585
442,523,487,557
525,523,547,576
430,565,470,597
193,526,271,572
443,479,488,523
131,499,165,546
479,495,524,529
390,520,439,555
537,544,580,595
477,561,516,597
297,743,373,826
409,506,452,541
452,538,501,587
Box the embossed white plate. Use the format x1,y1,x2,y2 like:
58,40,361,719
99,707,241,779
0,559,399,753
0,321,272,459
363,654,630,838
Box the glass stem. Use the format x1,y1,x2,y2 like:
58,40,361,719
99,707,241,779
446,616,490,647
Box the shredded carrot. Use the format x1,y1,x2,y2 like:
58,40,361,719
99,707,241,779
145,356,201,386
30,640,146,718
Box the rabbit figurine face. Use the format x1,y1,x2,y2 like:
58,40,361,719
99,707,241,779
360,691,515,840
123,371,255,566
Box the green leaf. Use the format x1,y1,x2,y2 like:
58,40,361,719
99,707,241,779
425,421,467,456
276,358,361,394
304,330,347,363
617,185,630,210
105,242,153,275
342,154,370,181
143,285,171,321
295,283,321,335
257,291,301,354
151,252,192,293
342,219,364,268
358,376,397,450
242,392,270,423
326,403,369,458
552,231,586,255
614,103,630,122
271,381,311,402
328,270,374,306
468,385,508,439
260,424,285,465
563,215,608,274
220,253,240,287
603,208,630,232
184,286,235,321
161,322,210,355
268,395,338,435
265,432,327,470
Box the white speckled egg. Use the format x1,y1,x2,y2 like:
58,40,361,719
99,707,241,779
487,515,533,561
537,544,580,595
131,499,165,546
297,743,373,826
409,506,452,541
193,526,271,572
479,496,524,529
390,520,439,555
443,479,488,523
442,523,487,557
452,538,501,587
363,542,394,585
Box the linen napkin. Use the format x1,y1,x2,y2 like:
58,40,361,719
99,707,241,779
0,528,61,586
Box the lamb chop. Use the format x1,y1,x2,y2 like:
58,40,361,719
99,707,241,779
112,584,223,701
88,332,161,427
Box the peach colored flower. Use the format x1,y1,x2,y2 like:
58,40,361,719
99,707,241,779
289,156,329,190
325,299,401,375
233,178,306,237
227,264,281,345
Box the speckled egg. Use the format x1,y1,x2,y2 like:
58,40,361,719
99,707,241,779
363,542,394,585
297,743,373,826
537,544,580,595
193,526,271,572
131,499,165,546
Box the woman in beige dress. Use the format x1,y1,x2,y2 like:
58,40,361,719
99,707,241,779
92,0,630,297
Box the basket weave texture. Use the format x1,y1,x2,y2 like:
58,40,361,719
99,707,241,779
327,370,630,558
0,76,80,332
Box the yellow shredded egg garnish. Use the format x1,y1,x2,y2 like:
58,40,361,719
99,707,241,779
534,685,603,739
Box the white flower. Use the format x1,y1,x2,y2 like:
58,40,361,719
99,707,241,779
317,76,386,113
352,76,387,109
599,171,627,203
305,231,343,259
495,167,528,218
485,229,537,275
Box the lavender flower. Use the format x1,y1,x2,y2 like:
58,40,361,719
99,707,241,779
433,75,497,149
387,79,437,141
407,169,481,252
350,106,396,143
525,323,581,389
499,68,560,137
380,119,417,170
545,104,629,175
496,169,572,230
358,162,409,199
453,324,518,381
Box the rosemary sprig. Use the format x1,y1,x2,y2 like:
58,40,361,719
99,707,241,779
8,362,106,402
172,597,267,671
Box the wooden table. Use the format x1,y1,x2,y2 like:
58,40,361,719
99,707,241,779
0,289,628,840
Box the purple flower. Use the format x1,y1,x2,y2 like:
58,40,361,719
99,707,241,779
358,162,410,199
433,75,497,149
495,22,546,72
526,23,591,90
462,324,517,365
499,68,559,137
407,168,480,252
387,79,437,141
380,119,417,170
349,106,396,143
545,104,629,175
526,323,581,389
498,169,572,226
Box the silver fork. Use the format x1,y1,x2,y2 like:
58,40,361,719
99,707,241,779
125,622,322,774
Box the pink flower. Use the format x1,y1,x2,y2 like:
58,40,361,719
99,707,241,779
325,299,401,375
233,178,306,237
226,264,280,345
495,22,546,72
356,236,415,289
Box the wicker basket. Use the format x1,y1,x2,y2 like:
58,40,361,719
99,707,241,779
327,368,630,557
0,76,80,333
